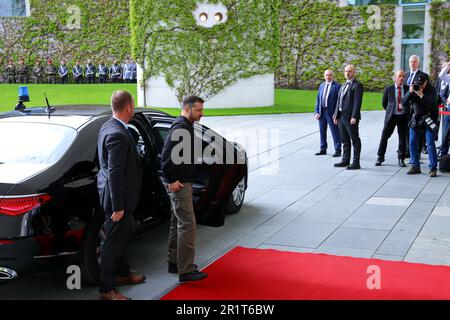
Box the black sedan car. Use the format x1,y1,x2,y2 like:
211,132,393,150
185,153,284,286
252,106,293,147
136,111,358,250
0,105,247,283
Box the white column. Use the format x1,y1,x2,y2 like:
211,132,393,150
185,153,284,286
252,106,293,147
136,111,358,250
25,0,31,16
423,4,432,75
393,5,403,74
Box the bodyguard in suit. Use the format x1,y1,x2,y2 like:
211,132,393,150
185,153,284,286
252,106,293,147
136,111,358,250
97,90,145,300
375,70,409,167
405,55,427,87
333,65,364,170
314,69,342,157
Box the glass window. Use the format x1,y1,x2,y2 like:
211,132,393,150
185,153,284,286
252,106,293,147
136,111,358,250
0,0,27,17
0,122,77,165
402,8,425,39
401,43,424,70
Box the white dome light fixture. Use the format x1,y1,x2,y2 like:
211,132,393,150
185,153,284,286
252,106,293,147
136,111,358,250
214,12,223,22
199,12,208,22
194,2,228,28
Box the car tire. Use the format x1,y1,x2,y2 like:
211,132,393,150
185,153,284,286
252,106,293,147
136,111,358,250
226,177,246,214
80,207,105,285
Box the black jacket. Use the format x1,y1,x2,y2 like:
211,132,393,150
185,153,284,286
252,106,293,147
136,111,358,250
404,69,427,86
382,84,410,123
161,116,198,184
97,117,143,214
403,84,438,129
333,79,364,120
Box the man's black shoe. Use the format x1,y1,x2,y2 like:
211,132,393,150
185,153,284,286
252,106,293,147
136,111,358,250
332,151,342,157
168,262,177,274
398,159,406,167
422,147,428,154
179,270,208,282
407,166,421,174
334,162,349,167
375,157,384,166
315,150,326,156
347,163,361,170
429,168,437,177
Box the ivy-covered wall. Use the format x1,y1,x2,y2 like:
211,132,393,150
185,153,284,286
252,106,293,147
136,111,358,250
130,0,281,102
277,0,396,92
429,1,450,82
0,0,130,65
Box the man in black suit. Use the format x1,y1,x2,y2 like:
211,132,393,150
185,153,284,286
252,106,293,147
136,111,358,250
97,90,145,300
333,64,364,170
375,70,409,167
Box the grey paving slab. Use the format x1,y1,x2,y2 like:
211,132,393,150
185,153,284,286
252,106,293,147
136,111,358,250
376,229,419,256
393,209,432,232
342,205,407,231
265,220,339,249
405,237,450,266
374,185,424,199
414,215,450,240
365,197,414,207
251,189,309,206
320,227,389,250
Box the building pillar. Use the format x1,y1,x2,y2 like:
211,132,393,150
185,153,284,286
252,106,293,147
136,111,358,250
423,3,432,75
393,5,403,74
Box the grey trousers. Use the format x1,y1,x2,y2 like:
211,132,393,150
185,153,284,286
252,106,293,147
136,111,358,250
167,183,197,275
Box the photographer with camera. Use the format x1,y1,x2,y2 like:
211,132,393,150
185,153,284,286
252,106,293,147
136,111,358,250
403,74,439,177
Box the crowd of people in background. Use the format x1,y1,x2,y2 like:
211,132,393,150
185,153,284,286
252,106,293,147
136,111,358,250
0,57,138,84
314,55,450,177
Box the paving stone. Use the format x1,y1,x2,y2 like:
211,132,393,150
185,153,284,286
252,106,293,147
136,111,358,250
320,227,389,250
265,220,339,249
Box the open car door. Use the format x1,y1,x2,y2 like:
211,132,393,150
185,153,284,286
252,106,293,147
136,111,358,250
143,113,246,227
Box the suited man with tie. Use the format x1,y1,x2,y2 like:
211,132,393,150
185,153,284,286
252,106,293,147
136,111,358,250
405,55,429,156
375,70,409,167
437,61,450,157
97,90,145,300
333,64,364,170
314,69,342,157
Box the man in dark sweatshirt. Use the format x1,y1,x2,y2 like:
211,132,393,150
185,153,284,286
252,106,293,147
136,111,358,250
161,95,208,282
403,74,439,177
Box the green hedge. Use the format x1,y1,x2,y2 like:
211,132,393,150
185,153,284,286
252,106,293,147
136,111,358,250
130,0,281,103
277,0,396,92
0,0,130,65
429,1,450,82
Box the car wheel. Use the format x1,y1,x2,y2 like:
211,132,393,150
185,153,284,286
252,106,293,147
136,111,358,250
80,207,106,285
226,177,246,214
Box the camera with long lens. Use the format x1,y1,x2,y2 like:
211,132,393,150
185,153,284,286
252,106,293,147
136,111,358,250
424,116,438,132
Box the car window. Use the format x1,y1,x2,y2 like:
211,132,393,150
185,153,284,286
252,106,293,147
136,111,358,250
0,122,77,165
157,127,169,143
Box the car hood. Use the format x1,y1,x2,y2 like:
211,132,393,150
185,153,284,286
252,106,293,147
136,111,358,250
0,163,48,185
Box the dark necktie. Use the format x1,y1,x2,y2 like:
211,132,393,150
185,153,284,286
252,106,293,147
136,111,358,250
397,86,403,112
322,84,330,108
407,73,414,86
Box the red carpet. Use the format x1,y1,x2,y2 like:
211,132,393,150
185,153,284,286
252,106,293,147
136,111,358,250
161,246,450,300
